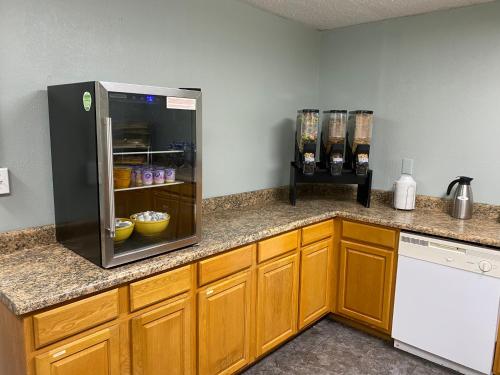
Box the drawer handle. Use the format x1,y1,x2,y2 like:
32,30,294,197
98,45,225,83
53,350,66,358
206,289,214,296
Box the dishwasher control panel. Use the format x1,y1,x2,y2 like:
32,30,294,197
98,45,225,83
399,232,500,278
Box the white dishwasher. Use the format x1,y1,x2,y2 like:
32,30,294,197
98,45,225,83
393,232,500,375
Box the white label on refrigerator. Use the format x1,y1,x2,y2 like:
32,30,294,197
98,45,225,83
167,97,196,110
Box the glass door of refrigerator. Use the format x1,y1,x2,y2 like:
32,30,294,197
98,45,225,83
107,91,198,257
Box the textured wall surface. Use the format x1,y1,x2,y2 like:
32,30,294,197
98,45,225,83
319,2,500,204
2,0,499,233
0,0,320,231
242,0,492,30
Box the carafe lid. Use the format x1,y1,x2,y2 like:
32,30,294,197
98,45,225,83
446,176,473,196
457,176,473,185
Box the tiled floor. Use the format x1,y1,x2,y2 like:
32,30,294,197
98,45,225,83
243,319,457,375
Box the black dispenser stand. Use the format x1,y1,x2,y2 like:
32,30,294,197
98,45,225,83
289,164,372,207
289,132,373,207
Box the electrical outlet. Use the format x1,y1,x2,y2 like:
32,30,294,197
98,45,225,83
0,168,10,195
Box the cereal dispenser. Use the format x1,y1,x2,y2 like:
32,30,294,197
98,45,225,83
295,109,320,175
290,108,373,208
322,110,347,176
350,110,373,176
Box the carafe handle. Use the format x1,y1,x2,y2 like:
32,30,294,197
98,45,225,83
446,178,460,196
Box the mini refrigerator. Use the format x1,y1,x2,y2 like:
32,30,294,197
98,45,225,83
47,82,202,268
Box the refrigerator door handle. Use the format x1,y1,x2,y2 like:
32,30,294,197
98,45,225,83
104,117,116,238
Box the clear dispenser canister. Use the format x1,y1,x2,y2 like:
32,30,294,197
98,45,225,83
324,110,347,152
351,110,373,151
350,110,373,176
324,110,347,176
297,109,319,175
296,109,319,153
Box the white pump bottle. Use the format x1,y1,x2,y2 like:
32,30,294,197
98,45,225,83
393,158,416,210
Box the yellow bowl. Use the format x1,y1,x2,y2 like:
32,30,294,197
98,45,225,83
130,213,170,236
114,218,134,242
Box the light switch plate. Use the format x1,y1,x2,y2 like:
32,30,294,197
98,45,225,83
0,168,10,194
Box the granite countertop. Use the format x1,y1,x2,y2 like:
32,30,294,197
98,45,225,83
1,197,499,316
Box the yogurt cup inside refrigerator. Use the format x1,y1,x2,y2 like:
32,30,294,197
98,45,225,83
165,168,176,183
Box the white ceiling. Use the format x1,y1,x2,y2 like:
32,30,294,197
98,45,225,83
241,0,493,30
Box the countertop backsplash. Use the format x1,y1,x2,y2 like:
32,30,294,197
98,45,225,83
1,185,499,256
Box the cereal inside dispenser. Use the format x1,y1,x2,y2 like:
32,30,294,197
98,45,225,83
323,110,347,176
295,109,319,175
349,110,373,176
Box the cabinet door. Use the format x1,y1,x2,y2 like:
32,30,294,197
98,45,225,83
198,271,252,375
299,239,332,329
337,240,395,332
256,253,299,356
35,326,120,375
131,296,192,375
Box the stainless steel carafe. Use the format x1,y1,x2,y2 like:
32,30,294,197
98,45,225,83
446,176,473,219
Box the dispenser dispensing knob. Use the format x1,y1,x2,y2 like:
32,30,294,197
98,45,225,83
479,260,492,273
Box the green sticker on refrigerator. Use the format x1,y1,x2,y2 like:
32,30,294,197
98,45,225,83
82,91,92,111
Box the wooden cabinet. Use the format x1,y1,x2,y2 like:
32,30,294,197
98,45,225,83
337,240,395,333
131,295,193,375
35,326,120,375
198,271,253,375
0,218,401,375
256,253,299,356
299,239,332,329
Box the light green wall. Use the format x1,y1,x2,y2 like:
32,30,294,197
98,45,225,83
0,0,320,231
2,0,499,232
319,2,500,204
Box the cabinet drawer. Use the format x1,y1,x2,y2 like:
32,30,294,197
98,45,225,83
130,265,192,311
257,230,298,263
33,289,119,348
342,220,397,249
198,244,254,286
301,220,333,246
